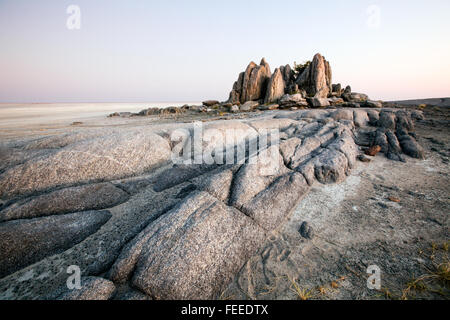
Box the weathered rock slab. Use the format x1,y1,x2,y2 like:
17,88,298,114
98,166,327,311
0,183,128,222
241,172,310,231
0,131,171,198
58,276,116,300
240,101,259,111
307,97,330,108
0,210,111,278
114,191,267,299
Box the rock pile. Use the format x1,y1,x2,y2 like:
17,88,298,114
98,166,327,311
296,53,332,98
228,58,272,105
109,53,383,119
226,53,383,110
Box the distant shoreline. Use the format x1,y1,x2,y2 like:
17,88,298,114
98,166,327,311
1,97,449,106
0,102,202,107
0,102,201,129
388,97,450,107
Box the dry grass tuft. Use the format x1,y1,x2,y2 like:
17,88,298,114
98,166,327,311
401,241,449,300
288,277,315,300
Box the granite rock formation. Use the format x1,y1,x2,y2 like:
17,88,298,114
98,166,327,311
0,105,425,300
225,53,378,110
296,53,332,98
264,68,286,104
228,59,272,104
107,54,379,119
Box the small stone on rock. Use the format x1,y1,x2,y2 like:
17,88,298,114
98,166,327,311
365,145,382,156
299,221,314,239
357,155,371,163
388,196,400,203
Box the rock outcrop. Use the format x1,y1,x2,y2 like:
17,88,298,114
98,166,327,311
202,100,220,107
106,109,422,300
107,54,377,117
264,68,286,104
0,130,172,198
0,183,128,222
107,54,380,118
280,64,298,94
227,53,335,107
240,101,259,111
278,94,308,109
0,106,425,300
111,191,267,300
0,210,111,278
228,59,271,104
296,53,332,98
224,53,385,112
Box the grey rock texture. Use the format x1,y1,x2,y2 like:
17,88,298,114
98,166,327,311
0,183,129,222
351,93,369,101
240,62,258,103
299,221,314,239
332,83,342,95
353,110,370,128
228,59,271,104
368,109,425,161
229,147,290,211
246,118,298,133
258,104,279,110
0,130,171,198
107,109,419,300
296,53,332,98
195,168,234,201
385,130,404,162
23,131,104,151
398,134,425,159
153,164,218,192
228,72,245,104
298,148,351,185
264,68,286,103
279,94,308,108
367,109,380,125
230,105,239,112
227,54,353,106
243,58,272,102
111,191,267,299
307,97,330,108
0,106,425,300
378,111,397,130
374,128,389,153
280,64,297,94
58,276,116,300
0,210,111,278
0,179,183,300
241,172,309,231
202,100,220,107
240,101,259,111
365,100,383,108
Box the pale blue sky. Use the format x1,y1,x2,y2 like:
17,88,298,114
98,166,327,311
0,0,449,102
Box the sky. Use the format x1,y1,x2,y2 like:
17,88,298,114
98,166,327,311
0,0,449,103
